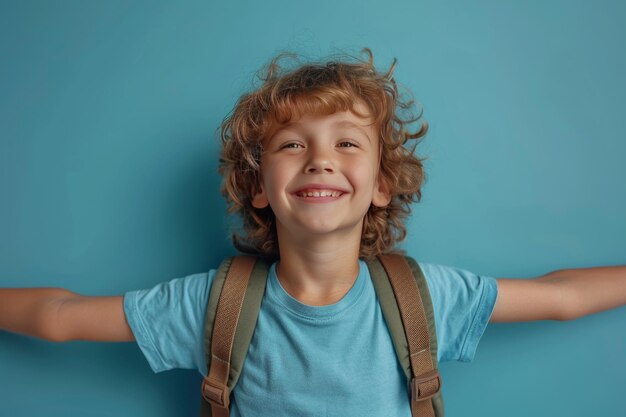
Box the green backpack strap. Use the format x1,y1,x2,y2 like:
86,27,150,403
367,254,444,417
199,255,269,417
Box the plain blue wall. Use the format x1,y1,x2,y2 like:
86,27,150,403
1,1,624,416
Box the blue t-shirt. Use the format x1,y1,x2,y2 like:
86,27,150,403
123,259,498,417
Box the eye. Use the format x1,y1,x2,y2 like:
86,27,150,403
337,140,358,148
281,142,303,149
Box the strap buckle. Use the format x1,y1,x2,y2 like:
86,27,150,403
410,370,442,401
201,377,230,408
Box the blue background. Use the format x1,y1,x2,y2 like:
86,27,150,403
1,1,624,416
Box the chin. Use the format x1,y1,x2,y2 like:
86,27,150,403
297,219,361,237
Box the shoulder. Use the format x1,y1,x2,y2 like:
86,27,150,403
416,261,498,301
125,271,216,311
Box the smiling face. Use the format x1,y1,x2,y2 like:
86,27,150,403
251,103,391,244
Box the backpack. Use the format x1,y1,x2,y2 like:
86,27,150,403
199,254,443,417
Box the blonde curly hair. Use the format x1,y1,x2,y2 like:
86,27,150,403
218,48,428,261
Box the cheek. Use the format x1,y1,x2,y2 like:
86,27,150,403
261,162,290,199
348,159,378,188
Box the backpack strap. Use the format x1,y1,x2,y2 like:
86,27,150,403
367,254,444,417
199,255,269,417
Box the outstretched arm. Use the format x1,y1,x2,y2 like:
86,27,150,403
0,288,135,342
490,265,626,322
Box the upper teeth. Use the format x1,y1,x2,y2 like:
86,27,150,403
297,190,342,197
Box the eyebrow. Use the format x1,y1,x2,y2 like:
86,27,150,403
331,120,372,141
279,119,372,142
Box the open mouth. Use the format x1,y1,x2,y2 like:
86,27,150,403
294,189,344,198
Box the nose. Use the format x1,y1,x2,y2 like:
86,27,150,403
304,147,335,174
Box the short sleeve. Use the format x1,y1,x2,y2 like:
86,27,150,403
123,270,216,373
418,263,498,363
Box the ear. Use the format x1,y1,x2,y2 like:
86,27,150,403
251,184,269,209
372,176,392,207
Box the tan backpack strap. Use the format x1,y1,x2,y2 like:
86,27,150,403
378,254,442,417
201,255,257,417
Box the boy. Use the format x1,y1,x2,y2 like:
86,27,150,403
1,48,625,416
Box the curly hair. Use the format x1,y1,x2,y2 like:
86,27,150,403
218,47,428,261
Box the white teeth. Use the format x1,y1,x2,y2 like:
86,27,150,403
297,190,342,198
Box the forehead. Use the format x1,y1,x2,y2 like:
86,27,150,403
267,108,377,142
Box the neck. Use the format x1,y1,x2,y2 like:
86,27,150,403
274,222,362,306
